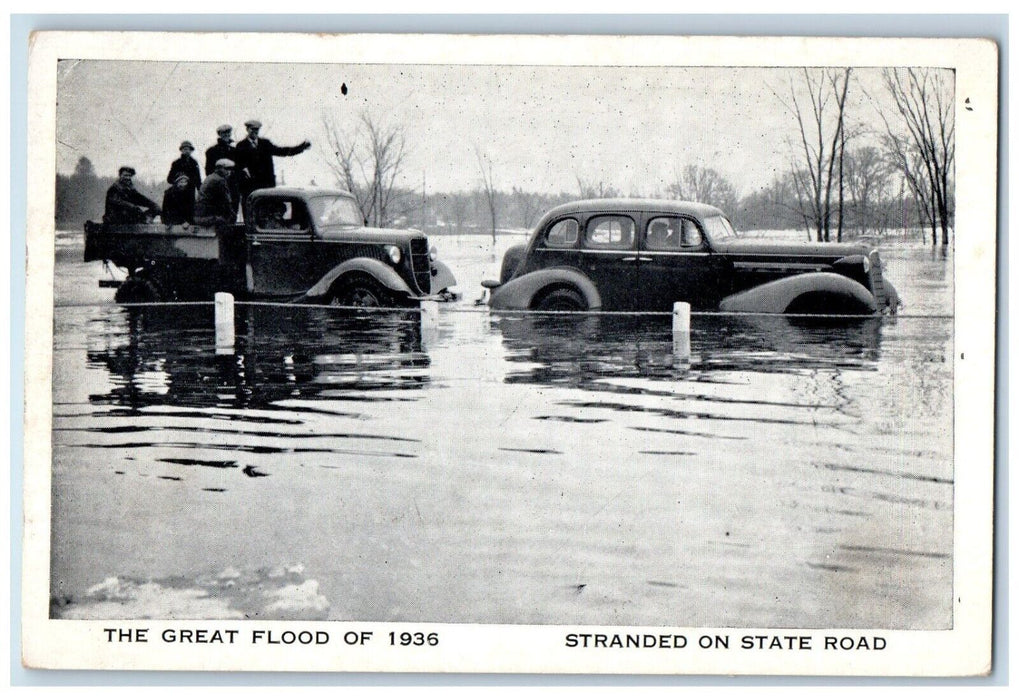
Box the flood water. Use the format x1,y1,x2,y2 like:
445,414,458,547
49,233,954,628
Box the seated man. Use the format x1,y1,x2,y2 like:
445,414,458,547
646,220,675,249
162,174,195,226
256,200,288,229
255,200,308,231
104,166,160,224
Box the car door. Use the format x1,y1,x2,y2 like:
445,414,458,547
246,197,324,297
521,216,581,275
577,213,639,310
637,215,729,311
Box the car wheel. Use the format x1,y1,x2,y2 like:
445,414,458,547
114,277,161,304
330,274,397,308
533,287,587,311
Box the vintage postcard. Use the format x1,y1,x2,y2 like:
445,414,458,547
22,32,997,675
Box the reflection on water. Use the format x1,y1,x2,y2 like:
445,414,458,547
50,242,954,628
496,314,882,388
86,306,428,410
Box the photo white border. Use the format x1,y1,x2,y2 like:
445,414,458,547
20,31,998,676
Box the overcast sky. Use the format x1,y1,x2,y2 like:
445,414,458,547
55,61,926,197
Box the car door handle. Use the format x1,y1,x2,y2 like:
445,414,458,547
622,255,651,262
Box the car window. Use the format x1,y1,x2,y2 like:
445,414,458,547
307,195,364,227
584,215,635,250
545,218,579,248
645,216,703,251
702,215,739,242
254,199,310,232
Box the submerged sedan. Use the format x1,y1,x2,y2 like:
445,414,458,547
482,199,899,315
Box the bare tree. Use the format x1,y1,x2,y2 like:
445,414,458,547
510,187,544,230
475,144,498,243
666,165,739,214
772,68,853,242
844,145,893,236
575,175,620,199
871,68,955,246
323,111,409,227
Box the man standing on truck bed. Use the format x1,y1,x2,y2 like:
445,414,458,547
194,159,235,226
104,166,160,224
234,119,311,220
204,124,240,220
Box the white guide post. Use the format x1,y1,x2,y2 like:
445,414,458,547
420,299,439,348
215,292,235,355
672,301,691,364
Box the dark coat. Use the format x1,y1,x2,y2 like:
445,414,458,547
194,172,234,225
104,182,160,224
234,137,310,195
204,139,240,215
166,154,201,197
162,185,195,225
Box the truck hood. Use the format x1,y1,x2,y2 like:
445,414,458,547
713,239,872,260
317,225,425,244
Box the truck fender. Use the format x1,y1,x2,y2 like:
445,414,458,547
719,272,878,315
489,267,602,310
305,258,414,300
431,259,457,292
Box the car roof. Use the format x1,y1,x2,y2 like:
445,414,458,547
249,186,355,200
539,198,726,221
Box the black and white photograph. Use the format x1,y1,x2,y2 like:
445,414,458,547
22,32,997,675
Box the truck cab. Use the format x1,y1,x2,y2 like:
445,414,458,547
85,187,456,307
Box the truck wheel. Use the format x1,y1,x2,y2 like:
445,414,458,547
330,274,397,308
115,277,161,304
533,287,586,311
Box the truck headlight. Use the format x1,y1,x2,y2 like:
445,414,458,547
385,245,402,265
862,256,871,273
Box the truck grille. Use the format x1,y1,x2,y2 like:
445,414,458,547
410,237,431,294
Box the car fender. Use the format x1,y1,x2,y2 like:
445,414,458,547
304,257,414,299
431,259,457,291
488,267,602,310
719,272,878,314
500,243,528,284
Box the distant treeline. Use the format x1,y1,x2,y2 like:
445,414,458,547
56,155,931,240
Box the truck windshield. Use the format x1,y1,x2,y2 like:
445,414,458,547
308,196,364,227
702,215,739,242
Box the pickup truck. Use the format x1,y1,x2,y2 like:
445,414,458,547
84,187,456,307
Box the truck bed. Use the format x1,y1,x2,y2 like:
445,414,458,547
83,221,246,268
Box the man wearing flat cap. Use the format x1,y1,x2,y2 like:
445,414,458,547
195,158,236,226
104,166,160,224
234,119,311,219
167,140,202,205
204,125,240,219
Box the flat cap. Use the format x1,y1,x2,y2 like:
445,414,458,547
244,119,262,129
216,124,233,134
215,158,235,168
118,166,136,176
179,140,194,150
